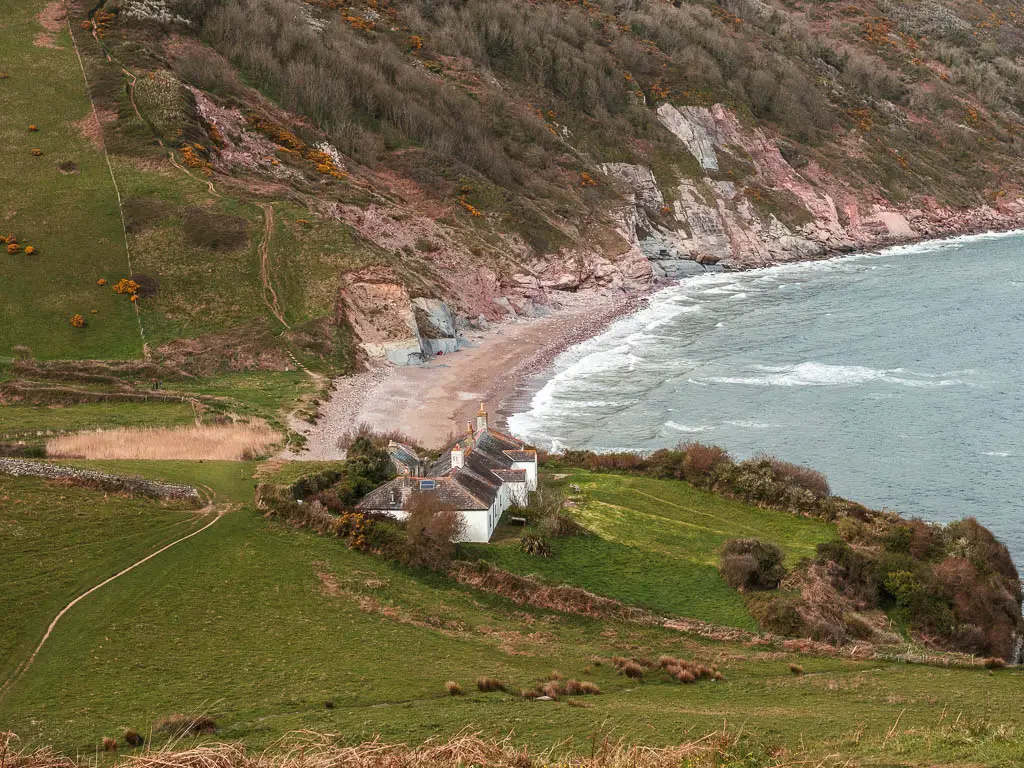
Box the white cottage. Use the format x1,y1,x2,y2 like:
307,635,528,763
356,404,537,542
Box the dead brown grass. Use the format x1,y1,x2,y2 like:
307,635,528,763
46,421,279,460
448,562,655,624
34,1,65,48
0,731,736,768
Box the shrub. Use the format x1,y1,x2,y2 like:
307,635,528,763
7,243,20,254
404,492,466,570
97,278,108,286
520,533,552,556
578,681,601,695
123,729,143,747
30,148,43,156
748,593,805,636
445,680,464,695
102,737,117,752
70,314,86,328
620,661,644,679
537,510,586,538
153,714,216,737
681,442,733,487
476,676,505,692
24,245,35,255
28,124,38,132
719,539,786,590
983,657,1007,670
788,664,804,676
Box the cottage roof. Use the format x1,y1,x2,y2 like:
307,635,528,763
492,468,527,483
503,449,537,462
388,441,422,471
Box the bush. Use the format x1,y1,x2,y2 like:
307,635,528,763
537,510,586,538
681,442,733,487
748,593,805,636
788,664,804,676
984,657,1007,670
123,729,143,747
404,492,466,570
620,661,644,679
476,676,505,692
445,680,464,695
519,533,552,556
719,539,786,590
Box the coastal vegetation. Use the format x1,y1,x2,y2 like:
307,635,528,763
539,444,1023,660
2,457,1024,767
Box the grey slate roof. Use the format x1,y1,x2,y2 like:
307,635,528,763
359,426,535,515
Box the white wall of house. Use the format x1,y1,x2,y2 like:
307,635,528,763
460,508,493,542
513,460,538,491
507,480,528,507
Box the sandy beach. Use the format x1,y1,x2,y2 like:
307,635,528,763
288,292,645,457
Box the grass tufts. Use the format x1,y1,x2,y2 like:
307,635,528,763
475,677,505,693
445,681,463,696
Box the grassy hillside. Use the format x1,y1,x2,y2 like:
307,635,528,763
0,0,143,359
0,473,204,682
2,462,1024,766
466,471,835,630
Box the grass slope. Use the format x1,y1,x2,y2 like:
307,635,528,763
0,401,196,437
2,462,1023,766
0,0,142,359
466,470,834,630
0,473,202,683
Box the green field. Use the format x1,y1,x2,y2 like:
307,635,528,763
0,473,204,683
0,0,143,359
2,461,1024,766
0,401,197,437
465,471,835,630
0,0,376,370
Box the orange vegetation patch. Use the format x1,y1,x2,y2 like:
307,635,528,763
46,421,280,460
34,1,66,48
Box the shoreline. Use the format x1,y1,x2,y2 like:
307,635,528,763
285,292,648,456
287,225,1024,456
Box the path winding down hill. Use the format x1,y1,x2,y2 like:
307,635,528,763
0,495,229,700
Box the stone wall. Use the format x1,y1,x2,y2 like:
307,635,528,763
0,458,203,505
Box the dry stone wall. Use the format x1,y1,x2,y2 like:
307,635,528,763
0,459,203,505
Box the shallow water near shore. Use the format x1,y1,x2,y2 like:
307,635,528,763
509,231,1024,563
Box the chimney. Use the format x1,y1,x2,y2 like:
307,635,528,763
477,402,488,432
451,441,465,469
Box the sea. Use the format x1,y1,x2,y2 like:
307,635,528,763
508,231,1024,564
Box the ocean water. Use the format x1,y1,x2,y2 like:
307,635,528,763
509,231,1024,562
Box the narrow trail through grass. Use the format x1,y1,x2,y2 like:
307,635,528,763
0,499,226,700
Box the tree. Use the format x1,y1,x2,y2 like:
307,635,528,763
404,491,465,570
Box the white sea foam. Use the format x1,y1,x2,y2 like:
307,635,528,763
701,362,968,388
665,421,712,433
982,451,1012,457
